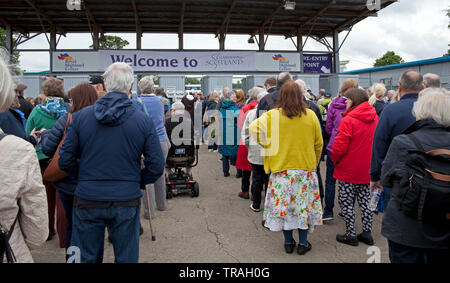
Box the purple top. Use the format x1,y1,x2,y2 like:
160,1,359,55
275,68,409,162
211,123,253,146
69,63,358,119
326,97,347,152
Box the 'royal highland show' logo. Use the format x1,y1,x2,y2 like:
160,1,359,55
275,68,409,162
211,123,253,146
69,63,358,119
272,54,286,62
273,54,297,71
58,53,74,62
57,53,85,71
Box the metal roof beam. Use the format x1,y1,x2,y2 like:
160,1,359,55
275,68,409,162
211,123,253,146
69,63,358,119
0,18,28,36
216,0,238,36
131,0,141,32
251,0,284,37
286,0,335,38
24,0,65,35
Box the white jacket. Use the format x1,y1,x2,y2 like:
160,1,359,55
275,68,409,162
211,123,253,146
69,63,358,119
241,109,264,165
0,129,48,263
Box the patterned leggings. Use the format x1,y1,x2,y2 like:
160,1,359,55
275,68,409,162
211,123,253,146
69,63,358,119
338,181,373,238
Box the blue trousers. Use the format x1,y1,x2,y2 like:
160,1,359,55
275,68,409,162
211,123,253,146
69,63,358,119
388,240,450,264
71,204,140,263
283,229,309,246
222,155,237,174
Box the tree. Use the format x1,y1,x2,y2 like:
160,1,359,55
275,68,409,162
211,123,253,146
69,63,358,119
374,51,404,67
185,77,200,85
0,27,22,74
89,35,130,49
233,80,242,89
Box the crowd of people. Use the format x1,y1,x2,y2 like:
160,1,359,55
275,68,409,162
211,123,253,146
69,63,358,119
0,48,448,263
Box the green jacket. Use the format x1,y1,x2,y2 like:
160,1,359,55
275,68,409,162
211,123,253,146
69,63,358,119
26,107,64,160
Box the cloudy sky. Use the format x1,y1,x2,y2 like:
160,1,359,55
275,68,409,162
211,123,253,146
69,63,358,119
17,0,450,72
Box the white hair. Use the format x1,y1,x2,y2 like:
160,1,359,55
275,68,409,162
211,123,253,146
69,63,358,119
423,73,441,88
103,62,134,94
172,101,186,114
247,86,264,99
295,79,306,92
256,90,268,102
138,76,155,94
295,79,311,99
368,83,387,106
223,90,236,101
413,88,450,127
0,49,15,113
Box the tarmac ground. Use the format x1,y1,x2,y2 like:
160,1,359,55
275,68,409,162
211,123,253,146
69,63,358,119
31,145,389,263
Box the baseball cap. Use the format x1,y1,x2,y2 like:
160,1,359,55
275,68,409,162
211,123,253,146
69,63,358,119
15,84,27,91
89,75,104,85
324,92,332,98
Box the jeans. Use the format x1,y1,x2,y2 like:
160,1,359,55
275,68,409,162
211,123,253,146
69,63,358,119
283,229,309,246
71,203,140,263
250,164,269,209
324,151,336,217
388,240,450,264
222,155,237,174
58,191,73,257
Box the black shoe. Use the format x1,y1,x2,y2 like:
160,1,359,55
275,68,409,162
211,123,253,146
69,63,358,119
357,233,374,246
224,172,230,177
336,234,359,246
297,242,312,255
284,240,296,254
140,225,144,236
250,204,260,212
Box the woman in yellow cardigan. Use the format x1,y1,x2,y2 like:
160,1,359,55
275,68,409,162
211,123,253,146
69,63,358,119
249,80,324,255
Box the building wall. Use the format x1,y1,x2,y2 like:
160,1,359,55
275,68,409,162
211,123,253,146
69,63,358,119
350,61,450,90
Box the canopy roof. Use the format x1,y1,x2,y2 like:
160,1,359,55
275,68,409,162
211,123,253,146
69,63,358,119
0,0,396,39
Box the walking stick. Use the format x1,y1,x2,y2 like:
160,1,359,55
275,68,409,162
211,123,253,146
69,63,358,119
142,159,156,241
144,184,156,241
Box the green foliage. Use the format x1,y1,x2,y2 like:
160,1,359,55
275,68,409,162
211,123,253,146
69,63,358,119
374,51,405,67
232,80,242,89
90,35,130,50
0,27,22,74
185,77,201,85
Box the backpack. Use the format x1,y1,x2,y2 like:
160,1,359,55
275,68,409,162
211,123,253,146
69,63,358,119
0,133,18,263
397,133,450,240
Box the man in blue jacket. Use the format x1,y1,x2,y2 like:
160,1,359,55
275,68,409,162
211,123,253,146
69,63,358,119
59,62,165,263
369,70,424,211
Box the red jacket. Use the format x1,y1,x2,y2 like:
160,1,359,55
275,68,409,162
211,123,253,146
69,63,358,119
236,100,258,171
331,102,379,184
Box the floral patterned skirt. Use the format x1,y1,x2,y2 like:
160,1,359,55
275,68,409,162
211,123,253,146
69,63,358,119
263,169,323,231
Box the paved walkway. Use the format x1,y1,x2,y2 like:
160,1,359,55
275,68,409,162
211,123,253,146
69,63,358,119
31,146,389,263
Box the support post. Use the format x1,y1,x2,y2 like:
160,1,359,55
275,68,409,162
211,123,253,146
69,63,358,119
333,30,340,74
298,28,303,73
178,26,183,50
219,33,225,51
93,26,99,50
137,27,142,50
259,28,264,51
5,24,13,60
50,25,57,51
297,28,303,52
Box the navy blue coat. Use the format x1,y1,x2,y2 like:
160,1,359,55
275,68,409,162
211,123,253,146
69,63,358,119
0,109,36,145
256,87,280,118
374,99,387,117
58,92,165,202
369,93,418,182
41,113,77,195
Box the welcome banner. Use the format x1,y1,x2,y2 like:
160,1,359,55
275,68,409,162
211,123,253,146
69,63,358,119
51,51,301,73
